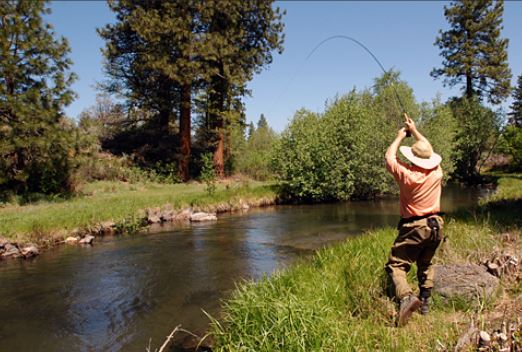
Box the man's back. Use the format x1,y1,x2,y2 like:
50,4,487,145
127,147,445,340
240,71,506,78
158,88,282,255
385,156,443,218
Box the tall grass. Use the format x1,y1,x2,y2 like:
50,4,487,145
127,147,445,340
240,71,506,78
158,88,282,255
211,175,522,351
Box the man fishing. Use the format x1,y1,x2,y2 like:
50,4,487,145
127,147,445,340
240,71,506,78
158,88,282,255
384,114,444,327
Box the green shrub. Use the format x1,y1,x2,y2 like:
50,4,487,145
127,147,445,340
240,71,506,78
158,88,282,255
272,73,457,201
449,97,501,181
500,125,522,170
200,153,217,195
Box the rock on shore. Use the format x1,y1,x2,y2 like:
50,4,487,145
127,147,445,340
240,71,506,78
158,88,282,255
433,264,500,301
79,235,95,245
190,212,217,222
1,239,40,259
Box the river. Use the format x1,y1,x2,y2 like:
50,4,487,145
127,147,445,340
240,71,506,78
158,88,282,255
0,185,487,351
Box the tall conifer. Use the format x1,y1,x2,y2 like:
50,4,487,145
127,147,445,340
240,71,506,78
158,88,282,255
0,0,77,195
99,0,284,180
509,74,522,127
431,0,511,104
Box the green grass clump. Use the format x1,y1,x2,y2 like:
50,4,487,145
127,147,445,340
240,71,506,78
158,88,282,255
211,175,522,351
212,229,465,351
0,180,277,241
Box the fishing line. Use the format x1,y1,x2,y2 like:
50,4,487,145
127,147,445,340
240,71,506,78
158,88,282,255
305,35,407,114
268,35,408,129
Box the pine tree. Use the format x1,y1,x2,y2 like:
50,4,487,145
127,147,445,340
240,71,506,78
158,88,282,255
0,0,77,195
247,122,256,140
204,1,284,177
257,114,269,130
509,74,522,127
100,0,284,180
431,0,511,104
99,0,207,181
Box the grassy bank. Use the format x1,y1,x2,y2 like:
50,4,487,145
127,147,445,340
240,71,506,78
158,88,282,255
211,175,522,351
0,180,277,243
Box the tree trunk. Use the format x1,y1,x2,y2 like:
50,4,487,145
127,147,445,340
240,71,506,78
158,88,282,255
210,72,226,178
466,70,473,100
213,119,225,178
179,83,191,182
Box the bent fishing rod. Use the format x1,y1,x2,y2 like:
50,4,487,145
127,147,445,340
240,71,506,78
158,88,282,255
305,35,410,133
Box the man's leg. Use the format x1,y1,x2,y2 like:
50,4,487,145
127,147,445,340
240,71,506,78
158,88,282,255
385,225,424,299
385,224,426,326
417,217,444,315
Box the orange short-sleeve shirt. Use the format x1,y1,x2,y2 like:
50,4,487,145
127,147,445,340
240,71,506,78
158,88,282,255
385,154,443,218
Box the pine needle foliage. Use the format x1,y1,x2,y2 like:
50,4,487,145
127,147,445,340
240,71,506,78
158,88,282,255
0,0,77,197
431,0,511,105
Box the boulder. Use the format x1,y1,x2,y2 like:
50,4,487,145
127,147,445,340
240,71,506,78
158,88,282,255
146,207,162,224
20,243,39,258
433,264,500,301
174,208,192,221
239,199,250,210
215,203,231,213
99,221,116,236
161,210,176,222
190,212,217,222
65,236,80,244
0,236,8,248
1,243,21,258
79,235,95,245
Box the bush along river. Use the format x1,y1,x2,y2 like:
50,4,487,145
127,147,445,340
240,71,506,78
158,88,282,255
0,184,489,351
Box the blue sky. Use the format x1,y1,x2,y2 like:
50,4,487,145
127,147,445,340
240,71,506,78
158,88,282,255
48,1,522,132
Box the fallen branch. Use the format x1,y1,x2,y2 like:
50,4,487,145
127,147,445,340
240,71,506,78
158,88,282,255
158,325,181,352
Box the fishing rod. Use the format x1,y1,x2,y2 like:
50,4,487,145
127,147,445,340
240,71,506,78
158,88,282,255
305,35,409,132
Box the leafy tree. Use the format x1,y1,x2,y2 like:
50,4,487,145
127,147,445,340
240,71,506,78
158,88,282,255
431,0,511,104
500,125,522,170
500,74,522,170
509,74,522,127
449,97,500,180
418,97,458,179
0,0,77,196
272,73,458,201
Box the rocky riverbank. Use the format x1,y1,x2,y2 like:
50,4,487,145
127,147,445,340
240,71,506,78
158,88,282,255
0,196,278,261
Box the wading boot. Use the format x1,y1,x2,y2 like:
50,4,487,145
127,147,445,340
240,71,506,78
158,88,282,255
397,294,421,327
420,297,429,315
419,288,431,315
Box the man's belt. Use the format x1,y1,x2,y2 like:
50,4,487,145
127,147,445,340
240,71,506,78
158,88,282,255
397,212,445,229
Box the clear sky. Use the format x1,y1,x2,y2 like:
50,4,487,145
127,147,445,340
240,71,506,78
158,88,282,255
47,1,522,132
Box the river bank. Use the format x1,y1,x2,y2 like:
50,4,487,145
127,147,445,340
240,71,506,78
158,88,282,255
209,174,522,352
0,180,278,259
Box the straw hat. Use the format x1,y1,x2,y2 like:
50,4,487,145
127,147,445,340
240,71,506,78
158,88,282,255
399,140,441,170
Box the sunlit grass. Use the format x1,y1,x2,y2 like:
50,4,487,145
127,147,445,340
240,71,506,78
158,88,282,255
0,180,277,241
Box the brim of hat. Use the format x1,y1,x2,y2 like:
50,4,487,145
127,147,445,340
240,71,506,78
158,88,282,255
399,146,441,170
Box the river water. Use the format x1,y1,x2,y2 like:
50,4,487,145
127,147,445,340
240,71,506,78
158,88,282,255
0,185,487,351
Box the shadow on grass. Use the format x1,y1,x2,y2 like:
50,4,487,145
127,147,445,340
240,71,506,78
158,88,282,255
447,198,522,230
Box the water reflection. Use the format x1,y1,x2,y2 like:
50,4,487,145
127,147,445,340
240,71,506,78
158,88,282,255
0,184,486,351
